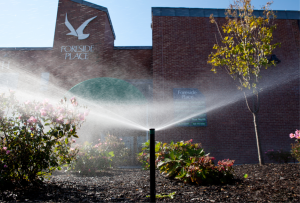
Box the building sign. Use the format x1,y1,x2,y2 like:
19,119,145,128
173,88,207,127
65,13,97,40
61,45,94,60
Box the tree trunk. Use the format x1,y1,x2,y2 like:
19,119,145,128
252,112,264,166
244,92,264,165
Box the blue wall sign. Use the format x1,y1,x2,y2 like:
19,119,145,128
173,88,207,127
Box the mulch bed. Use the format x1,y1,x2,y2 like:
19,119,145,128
0,163,299,202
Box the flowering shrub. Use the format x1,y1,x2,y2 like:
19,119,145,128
175,157,235,185
264,149,295,163
138,139,235,185
69,141,114,175
290,130,300,162
70,134,130,175
0,91,87,187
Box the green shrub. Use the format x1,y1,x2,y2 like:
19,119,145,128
0,92,87,188
99,134,130,167
138,139,235,185
175,157,234,185
289,130,300,163
70,134,130,175
69,141,114,175
290,143,300,163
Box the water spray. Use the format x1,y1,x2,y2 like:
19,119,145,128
149,128,155,203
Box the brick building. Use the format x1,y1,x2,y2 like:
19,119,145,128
0,0,299,164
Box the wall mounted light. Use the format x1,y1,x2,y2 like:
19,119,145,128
268,54,281,64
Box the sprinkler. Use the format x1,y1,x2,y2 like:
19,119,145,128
149,128,155,203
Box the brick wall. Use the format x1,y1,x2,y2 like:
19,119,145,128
152,15,299,164
0,0,152,94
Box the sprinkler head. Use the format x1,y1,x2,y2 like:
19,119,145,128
149,128,155,134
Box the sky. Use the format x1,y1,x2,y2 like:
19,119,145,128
0,0,299,47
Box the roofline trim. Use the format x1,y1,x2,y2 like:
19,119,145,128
70,0,116,39
0,47,53,51
152,7,300,20
114,46,152,50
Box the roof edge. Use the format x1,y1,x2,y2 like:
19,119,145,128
70,0,116,39
152,7,300,20
114,46,152,50
0,47,53,51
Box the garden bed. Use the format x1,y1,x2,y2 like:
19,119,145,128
0,163,299,202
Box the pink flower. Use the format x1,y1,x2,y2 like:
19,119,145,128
56,115,64,123
295,130,300,139
290,133,295,138
70,148,74,151
72,139,76,143
43,99,49,105
3,147,7,150
27,116,37,123
84,110,90,116
59,108,65,114
24,100,30,105
6,150,10,155
70,97,76,103
3,165,7,168
35,105,40,111
78,113,85,121
120,138,122,141
45,104,53,112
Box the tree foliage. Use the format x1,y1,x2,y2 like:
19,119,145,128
208,0,280,92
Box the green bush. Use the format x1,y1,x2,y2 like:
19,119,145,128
291,143,300,163
289,130,300,163
69,141,115,175
138,139,235,185
0,92,87,188
99,134,130,167
70,134,130,175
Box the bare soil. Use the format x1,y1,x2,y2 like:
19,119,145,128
0,163,299,202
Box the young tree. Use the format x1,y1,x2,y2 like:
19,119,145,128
207,0,280,166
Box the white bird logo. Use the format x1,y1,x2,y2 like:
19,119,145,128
65,13,97,40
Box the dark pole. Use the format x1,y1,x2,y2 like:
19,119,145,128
149,128,155,203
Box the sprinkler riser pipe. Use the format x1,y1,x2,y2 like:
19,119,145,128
149,128,155,203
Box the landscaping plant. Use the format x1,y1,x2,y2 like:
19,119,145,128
98,134,130,167
69,141,115,175
138,139,235,185
70,134,130,174
0,92,87,188
290,130,300,162
146,192,176,200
